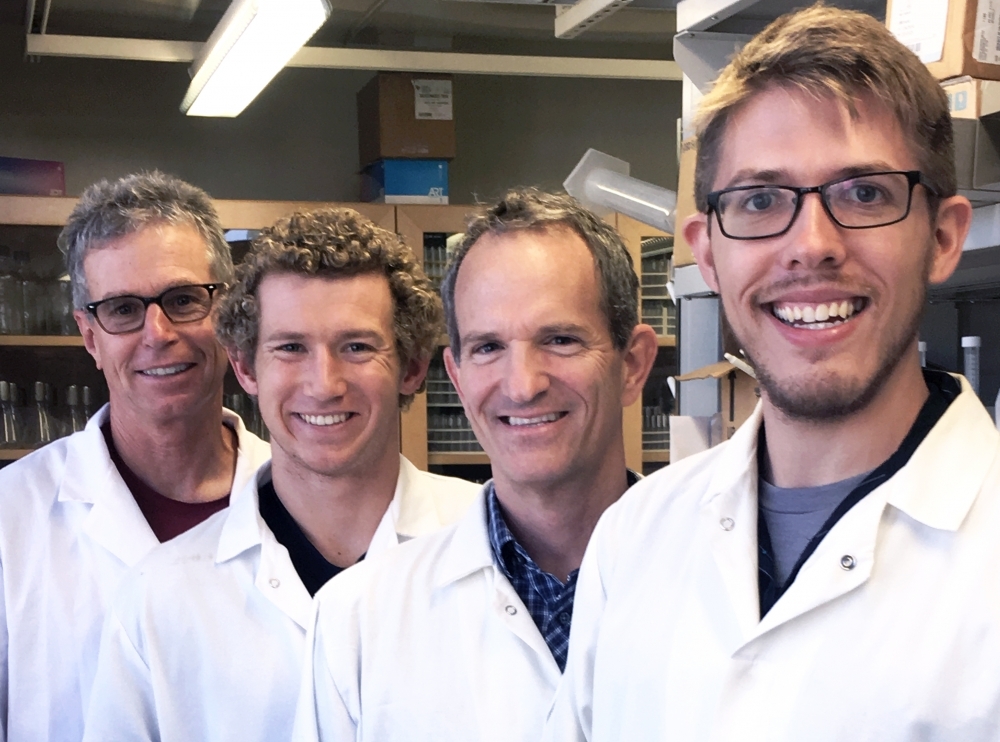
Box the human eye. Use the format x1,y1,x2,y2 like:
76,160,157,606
471,341,502,357
548,335,580,347
105,298,140,317
345,342,376,354
839,179,892,206
274,342,305,354
736,188,786,213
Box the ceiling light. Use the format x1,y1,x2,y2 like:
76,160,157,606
181,0,331,117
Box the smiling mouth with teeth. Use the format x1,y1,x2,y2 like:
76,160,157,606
770,298,868,330
298,412,353,426
139,363,193,377
501,412,567,427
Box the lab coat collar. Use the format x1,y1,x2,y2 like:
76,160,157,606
433,484,498,590
216,462,314,628
60,404,160,567
883,375,1000,531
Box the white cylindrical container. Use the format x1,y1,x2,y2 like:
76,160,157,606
918,341,927,368
962,336,982,397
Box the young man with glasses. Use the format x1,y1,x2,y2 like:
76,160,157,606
82,207,478,742
0,172,271,742
548,7,1000,741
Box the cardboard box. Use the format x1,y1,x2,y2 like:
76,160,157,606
0,157,65,196
942,75,1000,118
676,358,759,441
888,0,1000,81
672,138,697,267
357,73,456,167
360,159,449,205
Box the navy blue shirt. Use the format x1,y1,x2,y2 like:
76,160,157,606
486,471,640,672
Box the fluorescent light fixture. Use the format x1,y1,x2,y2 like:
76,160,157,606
182,0,331,117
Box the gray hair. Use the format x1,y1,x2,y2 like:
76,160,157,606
58,171,233,309
441,187,639,361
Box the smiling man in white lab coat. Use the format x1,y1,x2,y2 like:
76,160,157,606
546,7,1000,742
81,207,479,742
292,189,658,742
0,172,271,742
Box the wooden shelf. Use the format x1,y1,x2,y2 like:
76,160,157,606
0,449,33,461
657,335,677,347
0,335,85,347
642,450,670,463
428,452,491,466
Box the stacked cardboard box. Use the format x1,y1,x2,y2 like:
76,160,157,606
357,72,455,204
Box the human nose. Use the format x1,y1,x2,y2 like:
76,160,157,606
781,191,848,270
308,348,348,400
502,344,550,405
139,303,178,346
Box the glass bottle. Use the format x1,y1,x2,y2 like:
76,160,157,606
0,246,24,335
82,385,96,421
32,381,54,447
1,381,20,449
66,384,87,433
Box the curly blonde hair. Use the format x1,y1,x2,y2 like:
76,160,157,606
215,207,442,407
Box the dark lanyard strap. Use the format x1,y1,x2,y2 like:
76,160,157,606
757,370,960,619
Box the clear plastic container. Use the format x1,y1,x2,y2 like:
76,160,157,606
962,336,981,397
0,246,24,335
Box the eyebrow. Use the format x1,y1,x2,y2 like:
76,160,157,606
721,161,902,190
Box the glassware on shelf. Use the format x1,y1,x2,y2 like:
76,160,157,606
66,385,88,433
82,385,96,421
0,246,25,335
53,276,78,335
1,381,21,449
641,405,671,451
28,381,55,448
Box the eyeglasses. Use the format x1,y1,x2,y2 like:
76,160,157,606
85,283,222,335
706,170,936,241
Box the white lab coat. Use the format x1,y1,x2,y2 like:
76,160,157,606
82,456,479,742
0,404,270,742
547,375,1000,742
292,485,564,742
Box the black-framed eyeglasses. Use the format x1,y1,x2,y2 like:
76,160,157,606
706,170,936,241
85,283,222,335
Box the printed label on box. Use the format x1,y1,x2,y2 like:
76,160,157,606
888,0,949,63
974,0,1000,63
412,80,453,121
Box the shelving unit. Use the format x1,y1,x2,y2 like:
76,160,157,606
0,336,84,347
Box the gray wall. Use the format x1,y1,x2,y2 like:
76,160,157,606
0,25,680,204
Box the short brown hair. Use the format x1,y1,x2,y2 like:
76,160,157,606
215,207,442,407
693,4,954,213
441,188,639,361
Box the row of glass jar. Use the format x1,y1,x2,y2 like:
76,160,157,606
1,380,97,449
0,245,77,336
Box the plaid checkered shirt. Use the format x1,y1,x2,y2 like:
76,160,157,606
485,472,639,672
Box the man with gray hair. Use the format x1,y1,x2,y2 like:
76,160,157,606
292,188,657,742
0,171,270,742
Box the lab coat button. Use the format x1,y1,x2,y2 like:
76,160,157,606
505,605,517,615
558,612,571,625
269,578,280,588
720,517,735,531
840,555,856,571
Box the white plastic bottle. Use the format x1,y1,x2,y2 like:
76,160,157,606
962,336,981,397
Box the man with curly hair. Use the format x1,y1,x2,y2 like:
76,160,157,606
292,189,657,742
82,207,479,742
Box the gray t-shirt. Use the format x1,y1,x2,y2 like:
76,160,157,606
758,471,869,586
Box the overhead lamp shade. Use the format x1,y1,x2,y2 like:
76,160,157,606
182,0,331,117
